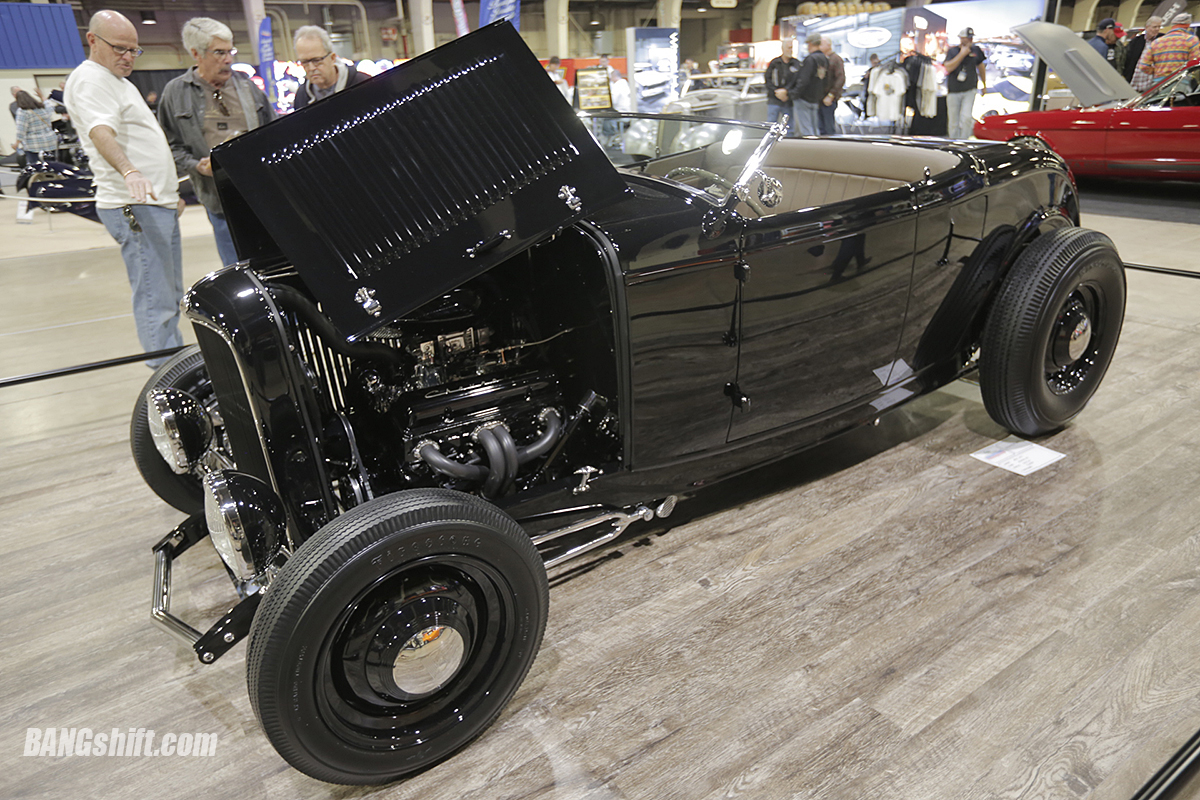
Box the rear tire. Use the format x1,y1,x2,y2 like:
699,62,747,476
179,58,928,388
247,489,549,785
980,227,1125,436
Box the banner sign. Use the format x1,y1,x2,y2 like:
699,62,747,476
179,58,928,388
450,0,471,36
257,17,277,107
1151,0,1188,24
626,27,678,112
480,0,520,30
846,27,892,49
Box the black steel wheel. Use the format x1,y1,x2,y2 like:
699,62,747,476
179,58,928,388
980,227,1125,436
129,345,218,513
246,489,549,785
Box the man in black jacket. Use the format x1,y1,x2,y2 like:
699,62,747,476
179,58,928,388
764,38,801,135
818,35,845,135
293,25,371,110
1125,16,1162,87
792,32,829,136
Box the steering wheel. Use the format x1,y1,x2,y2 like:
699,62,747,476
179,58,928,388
664,166,770,216
665,166,735,192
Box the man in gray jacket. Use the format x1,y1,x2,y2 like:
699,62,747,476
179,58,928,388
158,16,275,267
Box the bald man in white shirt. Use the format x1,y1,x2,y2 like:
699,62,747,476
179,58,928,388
64,9,185,367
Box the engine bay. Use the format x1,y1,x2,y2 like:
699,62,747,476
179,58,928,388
278,231,623,506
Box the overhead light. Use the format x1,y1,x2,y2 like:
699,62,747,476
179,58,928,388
698,6,707,11
141,10,157,24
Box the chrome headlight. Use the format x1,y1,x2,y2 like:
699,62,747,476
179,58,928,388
146,388,214,474
203,471,285,583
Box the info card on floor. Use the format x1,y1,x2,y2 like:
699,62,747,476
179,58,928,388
971,436,1066,476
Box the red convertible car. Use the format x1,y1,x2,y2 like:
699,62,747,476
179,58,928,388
975,21,1200,180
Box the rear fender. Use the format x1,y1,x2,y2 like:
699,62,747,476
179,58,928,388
916,193,1078,373
971,204,1078,347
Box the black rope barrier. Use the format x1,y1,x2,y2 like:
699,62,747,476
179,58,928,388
1124,263,1200,280
1130,727,1200,800
0,263,1194,392
0,346,185,389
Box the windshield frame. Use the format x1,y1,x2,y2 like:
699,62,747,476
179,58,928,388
578,111,779,209
1127,63,1200,109
720,116,788,216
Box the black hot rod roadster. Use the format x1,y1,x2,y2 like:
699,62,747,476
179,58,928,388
134,22,1125,784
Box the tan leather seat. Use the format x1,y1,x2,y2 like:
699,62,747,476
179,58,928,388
752,138,959,213
762,138,958,181
758,167,906,211
642,135,961,214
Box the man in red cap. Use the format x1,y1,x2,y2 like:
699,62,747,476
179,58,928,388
1088,18,1127,74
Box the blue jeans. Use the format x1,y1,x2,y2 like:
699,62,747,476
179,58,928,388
98,204,185,367
207,208,239,267
792,99,820,137
818,99,837,135
766,102,794,136
946,90,977,139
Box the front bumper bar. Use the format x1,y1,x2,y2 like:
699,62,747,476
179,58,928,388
150,514,260,664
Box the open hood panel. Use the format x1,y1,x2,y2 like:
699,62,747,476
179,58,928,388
212,21,629,341
1013,21,1140,108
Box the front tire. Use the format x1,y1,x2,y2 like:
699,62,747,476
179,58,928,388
980,227,1125,436
246,489,549,785
129,345,218,513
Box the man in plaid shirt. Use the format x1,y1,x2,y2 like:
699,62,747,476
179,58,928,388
1127,16,1162,91
1140,13,1199,84
12,90,58,161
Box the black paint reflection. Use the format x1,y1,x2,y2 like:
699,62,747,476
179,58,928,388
729,191,917,440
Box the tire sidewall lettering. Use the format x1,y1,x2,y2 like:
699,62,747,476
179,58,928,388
365,525,485,570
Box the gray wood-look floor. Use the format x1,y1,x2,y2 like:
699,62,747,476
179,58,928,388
3,187,1200,800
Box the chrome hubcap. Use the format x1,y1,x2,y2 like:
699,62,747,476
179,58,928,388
1067,316,1091,362
1045,286,1106,396
392,625,466,696
1051,296,1093,369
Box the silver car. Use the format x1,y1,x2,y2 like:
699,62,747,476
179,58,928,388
665,70,768,122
